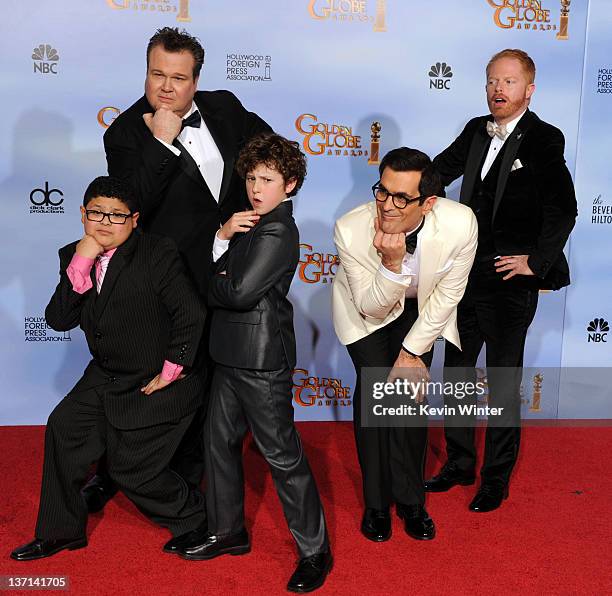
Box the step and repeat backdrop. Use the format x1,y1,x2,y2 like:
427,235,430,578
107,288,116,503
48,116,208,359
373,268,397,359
1,0,610,424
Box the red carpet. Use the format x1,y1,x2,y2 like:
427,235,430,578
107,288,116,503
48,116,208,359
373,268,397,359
0,423,610,595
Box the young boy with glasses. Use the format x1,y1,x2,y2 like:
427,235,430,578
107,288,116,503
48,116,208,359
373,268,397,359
11,176,207,561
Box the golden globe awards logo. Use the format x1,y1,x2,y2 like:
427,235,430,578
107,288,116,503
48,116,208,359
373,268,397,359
308,0,387,32
106,0,191,21
98,107,121,129
486,0,561,34
292,369,352,407
298,244,339,284
295,114,367,158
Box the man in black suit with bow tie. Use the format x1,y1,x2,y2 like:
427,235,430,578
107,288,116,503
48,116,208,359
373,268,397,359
84,27,272,519
429,49,577,512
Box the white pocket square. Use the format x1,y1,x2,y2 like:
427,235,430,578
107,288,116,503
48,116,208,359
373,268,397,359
511,158,523,172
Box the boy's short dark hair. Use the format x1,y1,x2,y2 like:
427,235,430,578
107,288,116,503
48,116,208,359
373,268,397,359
236,133,307,198
379,147,442,201
83,176,140,213
147,27,204,80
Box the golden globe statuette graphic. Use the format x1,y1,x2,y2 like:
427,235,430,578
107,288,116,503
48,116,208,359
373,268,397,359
476,368,489,404
529,373,543,412
556,0,570,40
368,122,382,165
373,0,387,32
97,107,121,129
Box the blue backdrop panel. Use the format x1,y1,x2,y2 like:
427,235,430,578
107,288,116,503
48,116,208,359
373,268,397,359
0,1,604,424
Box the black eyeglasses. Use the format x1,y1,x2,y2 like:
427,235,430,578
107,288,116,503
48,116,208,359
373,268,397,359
85,210,133,225
372,182,425,210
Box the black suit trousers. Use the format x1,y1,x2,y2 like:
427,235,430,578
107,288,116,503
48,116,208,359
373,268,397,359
346,299,433,510
205,364,329,558
443,269,539,486
35,379,206,540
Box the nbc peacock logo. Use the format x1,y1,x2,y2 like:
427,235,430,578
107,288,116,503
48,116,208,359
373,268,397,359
587,318,609,343
428,62,453,90
32,44,59,75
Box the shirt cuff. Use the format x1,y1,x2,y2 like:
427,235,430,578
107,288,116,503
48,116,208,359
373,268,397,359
66,254,95,294
212,231,230,262
155,137,181,156
401,343,423,357
378,262,412,286
161,361,183,382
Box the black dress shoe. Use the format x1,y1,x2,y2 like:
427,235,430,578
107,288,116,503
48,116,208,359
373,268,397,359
469,483,509,512
396,504,436,540
81,474,118,514
360,508,391,542
179,528,250,560
11,537,87,561
287,550,333,593
163,522,208,554
424,462,475,492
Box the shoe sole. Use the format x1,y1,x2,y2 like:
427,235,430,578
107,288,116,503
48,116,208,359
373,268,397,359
179,544,251,561
11,538,87,561
361,529,391,543
424,478,476,492
287,560,333,593
396,512,436,541
469,487,510,512
405,529,436,541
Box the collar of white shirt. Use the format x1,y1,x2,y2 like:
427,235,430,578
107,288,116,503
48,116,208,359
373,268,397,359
494,109,527,136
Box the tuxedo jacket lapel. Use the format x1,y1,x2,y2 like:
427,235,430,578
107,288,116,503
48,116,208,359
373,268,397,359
492,110,533,221
196,97,235,205
460,119,491,206
94,233,138,319
172,138,212,197
417,213,443,307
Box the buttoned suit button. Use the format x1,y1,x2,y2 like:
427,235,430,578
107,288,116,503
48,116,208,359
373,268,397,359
95,332,102,339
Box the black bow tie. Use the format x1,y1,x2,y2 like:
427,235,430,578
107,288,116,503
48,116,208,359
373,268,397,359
405,218,425,255
181,111,201,130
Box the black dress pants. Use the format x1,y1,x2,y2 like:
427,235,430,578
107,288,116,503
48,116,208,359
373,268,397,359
205,364,329,558
35,381,206,540
346,299,433,511
443,269,539,487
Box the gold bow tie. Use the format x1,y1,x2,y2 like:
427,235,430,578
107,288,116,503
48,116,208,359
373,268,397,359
486,121,508,140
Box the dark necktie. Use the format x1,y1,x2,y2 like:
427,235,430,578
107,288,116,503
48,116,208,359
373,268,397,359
181,111,202,131
405,218,425,255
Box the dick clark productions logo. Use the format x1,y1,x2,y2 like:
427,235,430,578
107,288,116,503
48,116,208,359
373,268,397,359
30,182,64,214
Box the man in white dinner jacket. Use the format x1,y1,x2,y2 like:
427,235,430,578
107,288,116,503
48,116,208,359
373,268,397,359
332,147,477,544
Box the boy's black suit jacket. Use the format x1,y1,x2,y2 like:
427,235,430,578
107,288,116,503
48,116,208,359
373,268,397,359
103,90,272,295
208,201,299,371
433,109,577,290
45,231,206,430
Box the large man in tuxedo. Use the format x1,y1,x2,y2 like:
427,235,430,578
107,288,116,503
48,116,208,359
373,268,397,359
427,49,577,512
332,148,477,543
85,27,271,514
